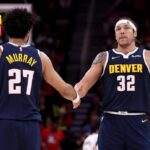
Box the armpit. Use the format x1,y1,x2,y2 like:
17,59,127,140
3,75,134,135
92,51,107,65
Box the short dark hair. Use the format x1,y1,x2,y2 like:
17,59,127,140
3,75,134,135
3,8,34,38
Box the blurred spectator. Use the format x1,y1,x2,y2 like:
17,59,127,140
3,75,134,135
82,111,99,137
41,119,65,150
82,132,98,150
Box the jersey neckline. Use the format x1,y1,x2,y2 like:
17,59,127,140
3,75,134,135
112,47,138,59
8,42,30,48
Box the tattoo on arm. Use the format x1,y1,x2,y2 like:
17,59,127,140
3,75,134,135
92,51,106,64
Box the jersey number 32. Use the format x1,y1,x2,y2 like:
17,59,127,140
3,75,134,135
117,75,135,91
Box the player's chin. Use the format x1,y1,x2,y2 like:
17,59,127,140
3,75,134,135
119,41,129,47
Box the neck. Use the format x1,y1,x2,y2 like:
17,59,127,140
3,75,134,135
9,38,27,46
116,43,137,55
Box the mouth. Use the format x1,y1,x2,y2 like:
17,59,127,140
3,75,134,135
119,36,127,40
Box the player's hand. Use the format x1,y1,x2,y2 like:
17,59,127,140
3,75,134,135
74,83,82,94
74,83,85,98
72,92,81,109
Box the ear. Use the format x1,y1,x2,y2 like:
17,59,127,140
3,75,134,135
24,32,30,43
134,31,137,38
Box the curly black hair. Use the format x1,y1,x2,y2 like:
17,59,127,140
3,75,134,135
3,8,34,38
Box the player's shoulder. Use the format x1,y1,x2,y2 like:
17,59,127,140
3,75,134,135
144,49,150,57
0,45,3,57
93,50,108,65
38,50,48,59
144,49,150,53
38,50,52,67
97,50,108,55
0,44,3,49
144,49,150,60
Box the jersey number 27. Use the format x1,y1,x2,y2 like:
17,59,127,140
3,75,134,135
8,69,34,95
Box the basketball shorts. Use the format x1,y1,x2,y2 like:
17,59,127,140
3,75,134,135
98,113,150,150
0,120,41,150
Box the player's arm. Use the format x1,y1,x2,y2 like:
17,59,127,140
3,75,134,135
0,46,3,57
144,50,150,70
40,51,79,103
75,51,106,98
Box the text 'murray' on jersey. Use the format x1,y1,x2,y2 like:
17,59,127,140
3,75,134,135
5,53,37,67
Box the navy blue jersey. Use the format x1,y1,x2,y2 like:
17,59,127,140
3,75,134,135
0,42,42,121
101,47,150,112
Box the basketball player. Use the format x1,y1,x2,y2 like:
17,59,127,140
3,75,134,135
0,8,80,150
75,18,150,150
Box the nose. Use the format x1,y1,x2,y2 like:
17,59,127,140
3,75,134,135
120,28,125,34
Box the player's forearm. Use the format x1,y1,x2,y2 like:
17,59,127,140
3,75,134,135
60,83,77,100
74,82,89,98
